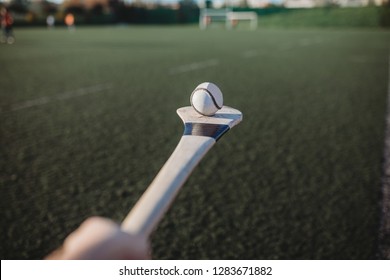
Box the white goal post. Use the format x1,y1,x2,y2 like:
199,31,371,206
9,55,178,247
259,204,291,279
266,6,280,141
199,8,231,29
199,8,258,30
226,11,258,30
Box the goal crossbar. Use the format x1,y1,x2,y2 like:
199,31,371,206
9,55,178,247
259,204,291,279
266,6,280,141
199,9,257,30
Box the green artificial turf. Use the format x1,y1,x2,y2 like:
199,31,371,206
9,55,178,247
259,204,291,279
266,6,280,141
1,26,389,259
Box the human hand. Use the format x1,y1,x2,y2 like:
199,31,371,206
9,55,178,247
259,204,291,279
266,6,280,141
46,216,150,260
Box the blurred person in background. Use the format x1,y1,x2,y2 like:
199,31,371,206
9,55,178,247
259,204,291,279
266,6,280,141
1,7,14,44
47,14,55,29
65,13,75,31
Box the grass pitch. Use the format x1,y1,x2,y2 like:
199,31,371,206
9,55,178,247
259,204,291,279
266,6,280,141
1,26,390,259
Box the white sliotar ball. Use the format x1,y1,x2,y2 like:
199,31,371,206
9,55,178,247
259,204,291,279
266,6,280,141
190,82,223,116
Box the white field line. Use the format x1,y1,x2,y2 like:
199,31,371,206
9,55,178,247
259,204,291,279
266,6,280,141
7,83,112,112
169,59,219,75
380,54,390,259
277,38,324,53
